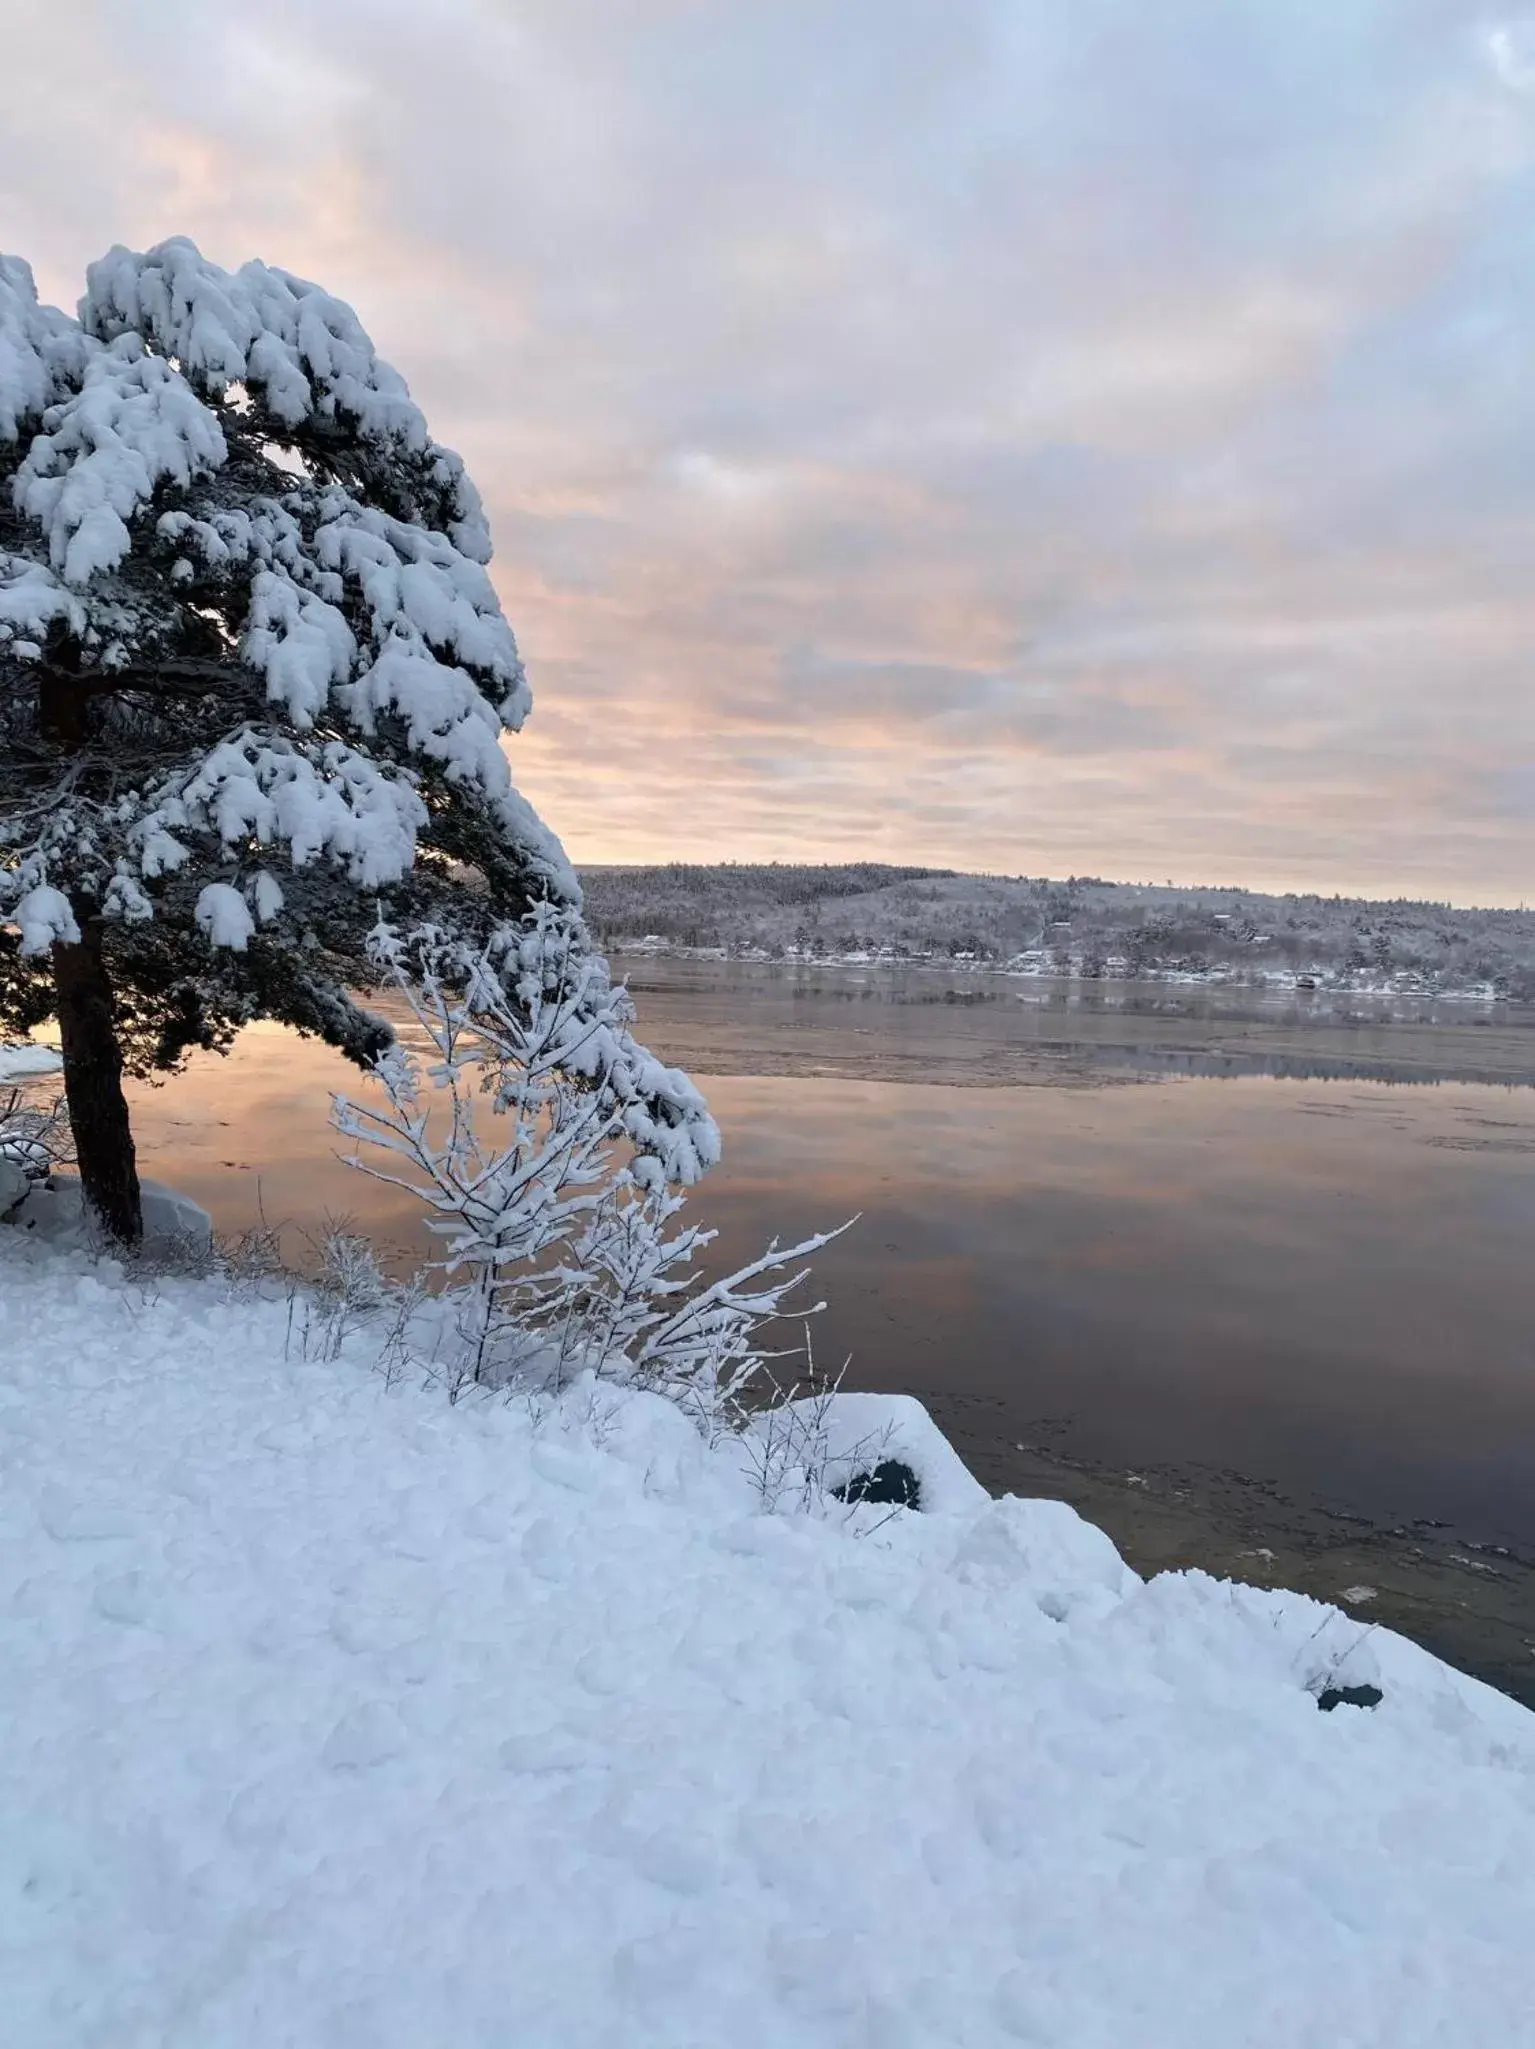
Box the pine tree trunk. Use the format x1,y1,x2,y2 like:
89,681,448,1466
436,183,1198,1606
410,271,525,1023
52,924,142,1245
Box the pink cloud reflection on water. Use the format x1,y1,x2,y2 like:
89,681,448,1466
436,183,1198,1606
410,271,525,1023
118,1010,1535,1545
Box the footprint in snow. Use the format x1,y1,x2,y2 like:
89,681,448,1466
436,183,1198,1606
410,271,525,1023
39,1486,142,1542
320,1700,407,1770
574,1645,630,1697
93,1572,150,1626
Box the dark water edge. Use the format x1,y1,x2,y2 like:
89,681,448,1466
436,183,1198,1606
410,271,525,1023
924,1396,1535,1710
611,961,1535,1707
75,961,1535,1713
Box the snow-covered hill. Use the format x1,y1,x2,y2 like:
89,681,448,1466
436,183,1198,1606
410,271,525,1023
581,864,1535,999
3,1231,1532,2046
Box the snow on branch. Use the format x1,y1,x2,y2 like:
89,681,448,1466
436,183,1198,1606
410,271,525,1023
2,236,571,963
14,338,227,584
83,238,490,559
155,729,428,886
11,886,80,956
333,912,847,1426
0,257,91,445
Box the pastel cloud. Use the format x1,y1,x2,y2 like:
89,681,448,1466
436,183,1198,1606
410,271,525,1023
2,0,1532,899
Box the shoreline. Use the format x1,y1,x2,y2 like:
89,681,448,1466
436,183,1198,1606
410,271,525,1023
607,957,1535,1090
610,938,1515,1005
922,1389,1535,1710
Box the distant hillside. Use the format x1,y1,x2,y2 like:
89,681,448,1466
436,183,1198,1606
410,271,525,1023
579,864,1535,1000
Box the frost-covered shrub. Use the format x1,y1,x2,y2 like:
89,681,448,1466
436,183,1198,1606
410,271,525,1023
0,1082,72,1182
334,913,847,1430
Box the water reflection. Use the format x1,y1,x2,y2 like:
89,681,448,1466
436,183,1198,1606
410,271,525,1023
127,1023,435,1266
680,1073,1535,1549
614,959,1535,1090
122,986,1535,1550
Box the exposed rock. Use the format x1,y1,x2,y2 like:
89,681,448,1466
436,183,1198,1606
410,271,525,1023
834,1459,924,1510
1316,1683,1385,1712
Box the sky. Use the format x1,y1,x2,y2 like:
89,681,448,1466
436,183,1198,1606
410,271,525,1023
3,1,1533,903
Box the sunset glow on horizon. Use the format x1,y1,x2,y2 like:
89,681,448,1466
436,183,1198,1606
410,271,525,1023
6,1,1533,904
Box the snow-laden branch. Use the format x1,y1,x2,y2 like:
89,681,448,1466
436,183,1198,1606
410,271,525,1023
2,238,573,987
333,912,850,1427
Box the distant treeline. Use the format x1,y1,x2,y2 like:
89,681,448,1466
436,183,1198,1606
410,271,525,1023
579,863,1535,998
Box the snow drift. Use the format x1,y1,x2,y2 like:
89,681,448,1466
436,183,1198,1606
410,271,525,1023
1,1231,1531,2047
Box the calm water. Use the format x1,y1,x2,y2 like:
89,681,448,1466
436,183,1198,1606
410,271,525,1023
122,964,1535,1553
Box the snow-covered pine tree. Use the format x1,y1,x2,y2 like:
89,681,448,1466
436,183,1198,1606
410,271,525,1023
0,239,711,1243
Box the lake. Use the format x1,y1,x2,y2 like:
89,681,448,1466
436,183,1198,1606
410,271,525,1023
117,959,1535,1700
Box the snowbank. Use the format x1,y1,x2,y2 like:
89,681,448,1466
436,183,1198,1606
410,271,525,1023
6,1172,213,1250
0,1041,61,1081
735,1387,1001,1517
2,1234,1531,2047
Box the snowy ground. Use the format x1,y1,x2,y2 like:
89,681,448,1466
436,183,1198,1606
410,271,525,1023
0,1042,61,1082
3,1232,1533,2047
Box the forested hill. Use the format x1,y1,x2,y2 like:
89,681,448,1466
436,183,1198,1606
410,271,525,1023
578,864,1535,999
